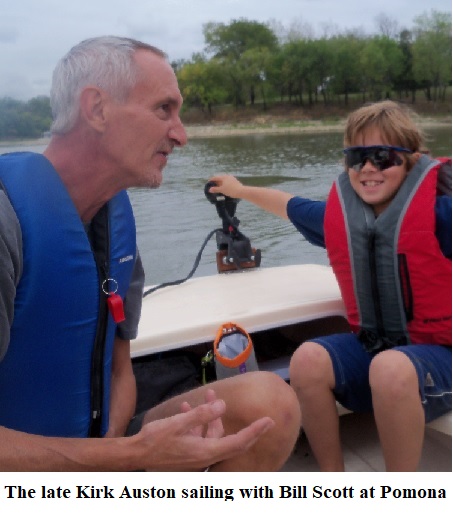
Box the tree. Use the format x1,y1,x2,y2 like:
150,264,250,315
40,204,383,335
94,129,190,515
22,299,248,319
279,39,315,106
330,35,363,105
177,58,228,115
309,38,335,105
375,13,401,40
203,19,278,105
412,10,452,102
358,36,405,100
238,47,275,109
0,96,51,139
204,19,278,60
393,29,418,103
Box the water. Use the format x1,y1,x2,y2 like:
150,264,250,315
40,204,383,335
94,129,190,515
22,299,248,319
2,127,451,285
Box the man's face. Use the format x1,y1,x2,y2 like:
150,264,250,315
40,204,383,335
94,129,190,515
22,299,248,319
103,50,187,189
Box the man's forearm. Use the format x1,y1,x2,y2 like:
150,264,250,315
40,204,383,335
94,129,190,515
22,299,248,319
105,337,137,438
0,426,139,471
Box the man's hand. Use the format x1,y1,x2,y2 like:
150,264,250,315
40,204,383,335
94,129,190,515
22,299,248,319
180,388,225,441
132,391,274,471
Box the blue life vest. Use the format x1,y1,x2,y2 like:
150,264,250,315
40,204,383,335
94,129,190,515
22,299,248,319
0,152,136,437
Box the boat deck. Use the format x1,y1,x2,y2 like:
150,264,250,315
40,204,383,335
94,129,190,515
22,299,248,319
133,265,346,358
283,413,452,472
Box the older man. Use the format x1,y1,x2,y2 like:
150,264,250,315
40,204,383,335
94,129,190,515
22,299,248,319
0,36,300,471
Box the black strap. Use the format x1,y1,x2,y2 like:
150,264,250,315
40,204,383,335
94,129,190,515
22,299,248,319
358,329,407,354
87,204,110,437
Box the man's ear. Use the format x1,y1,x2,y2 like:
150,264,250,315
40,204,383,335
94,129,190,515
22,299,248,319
79,87,108,132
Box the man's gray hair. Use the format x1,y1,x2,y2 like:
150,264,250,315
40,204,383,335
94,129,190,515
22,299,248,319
50,36,166,134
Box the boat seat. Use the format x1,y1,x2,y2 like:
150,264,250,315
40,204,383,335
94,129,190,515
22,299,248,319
426,411,452,436
337,405,451,435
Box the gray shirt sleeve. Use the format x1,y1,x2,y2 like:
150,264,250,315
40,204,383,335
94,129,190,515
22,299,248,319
116,248,145,341
0,190,23,361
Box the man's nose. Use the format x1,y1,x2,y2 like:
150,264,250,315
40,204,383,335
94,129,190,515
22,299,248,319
170,118,188,147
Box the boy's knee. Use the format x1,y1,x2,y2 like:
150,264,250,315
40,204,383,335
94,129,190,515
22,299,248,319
289,341,333,387
369,350,418,399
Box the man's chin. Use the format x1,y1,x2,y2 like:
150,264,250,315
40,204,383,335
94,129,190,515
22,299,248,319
141,171,163,189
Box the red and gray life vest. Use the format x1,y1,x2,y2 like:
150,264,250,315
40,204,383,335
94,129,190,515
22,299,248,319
0,152,136,437
324,154,451,352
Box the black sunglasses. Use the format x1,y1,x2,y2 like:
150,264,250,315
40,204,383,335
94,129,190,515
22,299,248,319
343,146,412,172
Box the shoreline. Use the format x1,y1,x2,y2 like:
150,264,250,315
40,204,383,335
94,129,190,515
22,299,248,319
185,116,451,139
185,121,348,138
1,117,451,146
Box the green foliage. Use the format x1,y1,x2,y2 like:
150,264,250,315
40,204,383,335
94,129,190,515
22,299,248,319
203,19,278,60
358,36,405,100
182,12,452,112
330,35,363,105
412,10,452,101
178,58,228,113
0,96,52,139
202,19,279,106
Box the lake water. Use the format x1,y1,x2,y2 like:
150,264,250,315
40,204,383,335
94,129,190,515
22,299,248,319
2,127,451,285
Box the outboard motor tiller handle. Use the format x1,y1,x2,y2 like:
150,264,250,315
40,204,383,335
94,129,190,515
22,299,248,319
204,181,261,273
204,181,240,232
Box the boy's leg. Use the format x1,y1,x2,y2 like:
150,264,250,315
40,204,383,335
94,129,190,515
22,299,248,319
289,341,344,471
289,333,374,471
369,350,424,471
141,371,301,471
370,345,452,471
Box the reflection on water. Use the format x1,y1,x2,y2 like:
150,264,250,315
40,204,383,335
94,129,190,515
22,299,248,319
1,128,451,285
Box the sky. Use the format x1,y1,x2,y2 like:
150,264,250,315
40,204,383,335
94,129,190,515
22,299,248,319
0,0,451,100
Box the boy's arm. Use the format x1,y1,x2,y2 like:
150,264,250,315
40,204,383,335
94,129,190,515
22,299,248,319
209,175,293,220
208,174,327,247
435,195,452,258
287,197,327,248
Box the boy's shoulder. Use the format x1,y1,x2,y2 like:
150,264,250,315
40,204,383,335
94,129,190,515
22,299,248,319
436,157,451,196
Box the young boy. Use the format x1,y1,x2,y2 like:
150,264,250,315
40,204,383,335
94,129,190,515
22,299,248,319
208,100,452,471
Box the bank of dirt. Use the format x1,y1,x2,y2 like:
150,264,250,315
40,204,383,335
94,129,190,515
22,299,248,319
180,100,451,139
184,115,452,139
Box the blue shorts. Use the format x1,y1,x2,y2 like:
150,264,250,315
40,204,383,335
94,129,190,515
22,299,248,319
313,333,452,423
